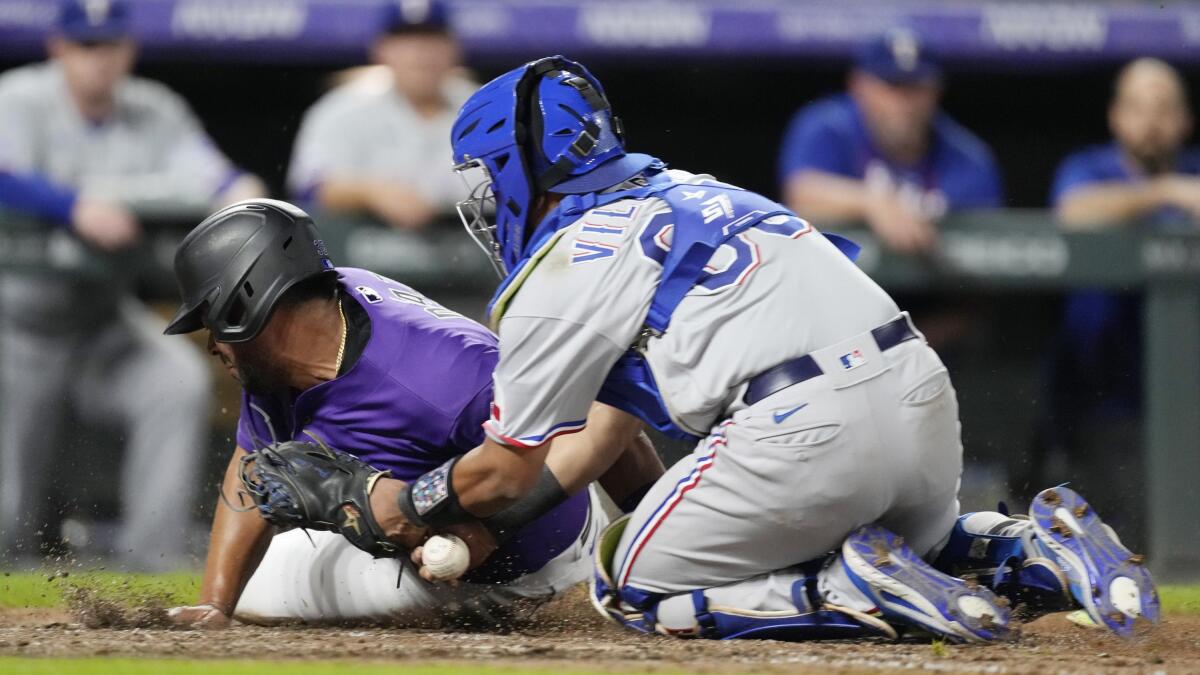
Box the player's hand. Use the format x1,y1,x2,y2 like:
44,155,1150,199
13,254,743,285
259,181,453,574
410,521,498,584
166,603,231,629
70,197,140,251
1155,174,1200,221
367,477,430,550
365,183,435,231
864,192,938,255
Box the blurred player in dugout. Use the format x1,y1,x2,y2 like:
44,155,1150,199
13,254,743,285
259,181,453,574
778,28,1003,349
0,0,264,569
1023,58,1200,546
779,28,1003,253
287,0,473,230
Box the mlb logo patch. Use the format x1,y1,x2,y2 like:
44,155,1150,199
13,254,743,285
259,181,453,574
355,285,383,304
839,349,867,371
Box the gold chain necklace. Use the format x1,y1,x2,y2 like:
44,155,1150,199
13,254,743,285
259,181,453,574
334,299,347,374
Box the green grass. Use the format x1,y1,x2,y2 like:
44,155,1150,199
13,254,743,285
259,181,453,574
0,659,629,675
1161,584,1200,615
0,571,200,609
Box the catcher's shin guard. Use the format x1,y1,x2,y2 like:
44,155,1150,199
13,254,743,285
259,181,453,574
934,511,1072,616
1028,487,1159,636
841,524,1013,643
590,517,896,641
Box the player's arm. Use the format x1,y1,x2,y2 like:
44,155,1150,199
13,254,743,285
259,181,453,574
453,401,647,515
778,106,874,223
315,179,435,231
784,170,879,222
596,427,665,513
168,446,274,628
546,402,662,504
1055,176,1200,230
787,170,937,253
286,100,433,229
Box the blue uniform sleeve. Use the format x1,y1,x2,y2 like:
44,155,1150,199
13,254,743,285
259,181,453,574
778,103,857,186
0,170,77,225
1051,152,1106,206
950,153,1004,209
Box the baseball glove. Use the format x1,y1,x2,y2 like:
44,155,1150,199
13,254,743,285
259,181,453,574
238,436,400,558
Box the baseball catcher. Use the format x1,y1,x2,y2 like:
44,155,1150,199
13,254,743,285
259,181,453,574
335,56,1154,642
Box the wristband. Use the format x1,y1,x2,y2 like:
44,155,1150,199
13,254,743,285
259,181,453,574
397,457,475,529
482,465,567,543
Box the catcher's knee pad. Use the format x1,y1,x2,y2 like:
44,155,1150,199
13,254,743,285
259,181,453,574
590,515,655,632
934,509,1071,615
589,517,893,641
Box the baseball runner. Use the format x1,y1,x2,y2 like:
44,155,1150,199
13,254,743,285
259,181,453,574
162,199,658,627
237,57,1158,642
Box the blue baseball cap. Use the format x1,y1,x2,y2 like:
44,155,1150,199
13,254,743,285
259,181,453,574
856,28,941,85
58,0,131,43
381,0,450,35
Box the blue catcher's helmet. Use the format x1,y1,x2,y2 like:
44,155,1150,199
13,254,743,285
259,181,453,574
450,55,656,275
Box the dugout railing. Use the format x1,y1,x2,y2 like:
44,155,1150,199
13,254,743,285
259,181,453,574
1,209,1197,581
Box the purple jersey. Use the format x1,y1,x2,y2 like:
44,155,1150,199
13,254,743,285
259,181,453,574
236,267,588,582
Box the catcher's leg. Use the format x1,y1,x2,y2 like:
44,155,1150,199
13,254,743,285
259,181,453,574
593,338,1009,642
933,488,1159,636
1027,486,1159,636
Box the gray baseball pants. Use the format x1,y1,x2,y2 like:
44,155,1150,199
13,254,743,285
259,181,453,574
0,297,211,570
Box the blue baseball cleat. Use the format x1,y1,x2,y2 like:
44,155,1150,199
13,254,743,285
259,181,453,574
1029,487,1160,637
841,524,1013,643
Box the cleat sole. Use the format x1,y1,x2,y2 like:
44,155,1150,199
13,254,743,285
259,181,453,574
1030,487,1160,637
842,525,1012,644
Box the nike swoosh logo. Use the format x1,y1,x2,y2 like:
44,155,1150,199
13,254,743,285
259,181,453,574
773,404,809,424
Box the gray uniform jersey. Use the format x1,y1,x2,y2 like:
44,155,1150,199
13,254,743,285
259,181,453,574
0,61,243,331
287,70,476,211
485,170,902,445
0,61,240,209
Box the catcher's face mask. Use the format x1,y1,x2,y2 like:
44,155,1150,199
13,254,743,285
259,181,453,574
453,158,504,278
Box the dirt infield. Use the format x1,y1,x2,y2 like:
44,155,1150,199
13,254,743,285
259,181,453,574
1,587,1196,674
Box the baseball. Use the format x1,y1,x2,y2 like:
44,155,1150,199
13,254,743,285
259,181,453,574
421,534,470,581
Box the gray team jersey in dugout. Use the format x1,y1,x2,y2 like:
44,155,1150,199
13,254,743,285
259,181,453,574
484,170,903,444
0,61,243,331
0,62,241,208
287,71,476,211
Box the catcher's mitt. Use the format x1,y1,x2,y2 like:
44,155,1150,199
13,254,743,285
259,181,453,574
238,436,400,558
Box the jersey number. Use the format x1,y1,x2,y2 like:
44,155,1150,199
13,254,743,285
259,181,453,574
637,212,812,292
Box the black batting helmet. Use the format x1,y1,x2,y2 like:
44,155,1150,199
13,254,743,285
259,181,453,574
163,199,336,343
